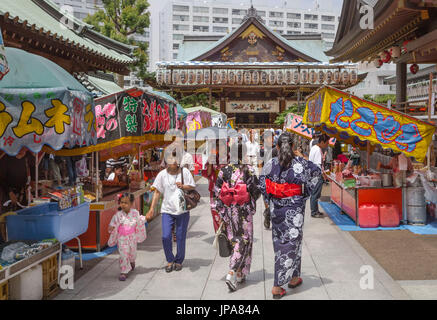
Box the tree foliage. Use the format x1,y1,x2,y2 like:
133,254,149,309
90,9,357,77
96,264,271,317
274,104,302,126
84,0,150,79
363,94,396,104
173,93,217,111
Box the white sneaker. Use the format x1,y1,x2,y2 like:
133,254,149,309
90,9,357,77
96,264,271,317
236,273,245,283
226,271,237,291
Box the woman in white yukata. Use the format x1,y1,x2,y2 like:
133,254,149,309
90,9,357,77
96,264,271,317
108,193,147,281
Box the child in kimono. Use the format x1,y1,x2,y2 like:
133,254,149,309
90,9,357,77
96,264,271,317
108,193,147,281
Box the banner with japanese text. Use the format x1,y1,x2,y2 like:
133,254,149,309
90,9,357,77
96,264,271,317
303,86,436,162
284,113,335,146
0,87,96,156
186,111,212,134
0,28,9,80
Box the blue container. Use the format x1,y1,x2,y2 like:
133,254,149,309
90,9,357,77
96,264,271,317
6,202,90,243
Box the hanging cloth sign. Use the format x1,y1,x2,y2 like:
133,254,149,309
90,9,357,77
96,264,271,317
0,28,10,80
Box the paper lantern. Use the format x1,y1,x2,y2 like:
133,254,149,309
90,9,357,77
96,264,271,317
309,70,317,84
285,70,293,84
172,70,180,84
252,71,260,85
156,69,164,85
220,70,228,84
236,70,244,85
292,70,300,84
390,46,401,59
341,70,350,84
195,70,203,84
300,70,308,83
374,59,383,68
244,71,251,85
326,71,333,84
380,50,391,63
228,70,236,84
203,70,210,84
333,70,341,83
277,70,284,84
410,64,419,75
268,70,277,85
188,70,195,84
260,71,268,85
164,70,172,84
350,70,358,84
212,70,220,84
180,70,187,84
318,70,325,83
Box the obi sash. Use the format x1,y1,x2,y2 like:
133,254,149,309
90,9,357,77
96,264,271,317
219,182,250,206
265,178,302,198
118,224,136,236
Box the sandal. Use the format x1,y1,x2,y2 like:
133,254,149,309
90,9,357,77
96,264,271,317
119,274,127,281
165,263,174,273
288,277,303,289
272,288,286,300
174,264,183,271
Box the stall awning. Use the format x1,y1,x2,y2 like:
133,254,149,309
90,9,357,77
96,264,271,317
303,86,436,163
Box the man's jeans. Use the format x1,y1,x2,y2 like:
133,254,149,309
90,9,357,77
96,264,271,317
310,178,324,215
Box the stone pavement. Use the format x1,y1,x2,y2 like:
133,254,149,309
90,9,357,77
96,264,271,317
55,178,411,300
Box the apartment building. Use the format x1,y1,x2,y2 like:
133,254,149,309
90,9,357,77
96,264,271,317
159,0,339,62
52,0,152,88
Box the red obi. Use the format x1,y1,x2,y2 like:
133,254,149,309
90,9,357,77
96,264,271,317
265,179,302,198
219,182,250,206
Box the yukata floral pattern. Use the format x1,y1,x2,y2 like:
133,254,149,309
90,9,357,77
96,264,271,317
202,162,226,233
108,209,147,274
212,164,261,276
259,157,321,287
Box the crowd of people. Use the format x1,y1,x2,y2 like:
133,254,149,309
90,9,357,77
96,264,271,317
108,128,335,300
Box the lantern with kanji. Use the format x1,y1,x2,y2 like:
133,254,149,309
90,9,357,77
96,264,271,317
350,70,358,84
195,70,203,84
244,71,251,85
380,50,391,63
410,63,419,75
268,70,277,85
252,71,260,84
180,70,187,84
236,70,244,85
333,70,341,83
300,70,308,83
285,70,293,84
204,69,210,84
341,70,350,84
277,70,284,84
188,70,196,84
220,70,228,84
293,70,300,84
260,71,268,85
212,70,220,84
156,69,164,85
318,70,325,84
309,70,317,84
164,70,172,84
172,70,180,84
326,71,333,84
228,70,236,84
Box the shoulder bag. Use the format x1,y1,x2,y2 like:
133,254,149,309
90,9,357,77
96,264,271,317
181,168,201,210
213,221,233,258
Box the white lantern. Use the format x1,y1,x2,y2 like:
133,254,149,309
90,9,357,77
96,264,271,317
195,70,203,84
333,70,341,83
156,69,163,85
212,70,220,84
269,70,277,85
252,71,260,85
300,70,308,83
309,70,317,84
350,70,358,84
172,70,180,84
260,71,268,85
244,71,251,85
188,70,196,84
293,70,300,84
318,70,325,84
204,69,210,84
390,46,401,59
326,71,333,84
285,70,293,84
220,70,228,84
236,70,244,85
180,70,187,84
228,70,236,84
277,70,284,84
164,70,172,84
342,70,350,84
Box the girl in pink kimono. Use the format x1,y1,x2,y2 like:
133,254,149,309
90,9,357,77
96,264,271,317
108,193,147,281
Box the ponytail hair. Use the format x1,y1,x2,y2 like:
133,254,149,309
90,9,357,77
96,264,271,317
278,132,295,169
237,140,250,183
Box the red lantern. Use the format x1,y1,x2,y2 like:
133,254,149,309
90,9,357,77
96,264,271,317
381,50,391,63
410,64,419,75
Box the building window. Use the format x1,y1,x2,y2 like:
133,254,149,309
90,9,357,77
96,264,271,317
173,34,184,40
321,15,335,22
269,11,283,18
213,8,228,14
173,24,189,31
287,30,302,35
193,6,209,14
213,26,228,33
213,17,228,24
232,18,242,24
287,22,301,28
322,24,335,30
304,32,319,35
173,5,189,12
287,13,301,19
304,23,318,29
173,43,179,50
322,32,335,39
304,14,318,21
193,16,209,23
232,9,247,16
193,25,209,32
173,15,189,22
269,20,284,27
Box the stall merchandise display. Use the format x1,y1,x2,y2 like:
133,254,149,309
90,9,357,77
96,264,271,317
0,239,57,268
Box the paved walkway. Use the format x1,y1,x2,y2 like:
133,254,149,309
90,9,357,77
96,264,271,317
55,178,411,300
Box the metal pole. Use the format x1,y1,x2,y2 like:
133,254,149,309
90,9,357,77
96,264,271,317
427,72,434,168
35,152,38,199
95,151,99,202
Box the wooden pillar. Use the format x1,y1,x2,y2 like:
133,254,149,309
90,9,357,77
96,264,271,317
279,97,286,113
220,97,226,113
396,63,407,107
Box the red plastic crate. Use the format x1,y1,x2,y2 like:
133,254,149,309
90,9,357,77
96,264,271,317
359,204,379,228
379,204,400,227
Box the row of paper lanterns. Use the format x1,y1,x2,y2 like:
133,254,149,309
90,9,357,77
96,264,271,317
156,68,358,86
373,44,420,74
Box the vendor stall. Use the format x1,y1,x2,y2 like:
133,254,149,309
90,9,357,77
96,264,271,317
303,86,436,227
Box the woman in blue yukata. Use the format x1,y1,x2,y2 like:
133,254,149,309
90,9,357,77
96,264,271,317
259,132,322,299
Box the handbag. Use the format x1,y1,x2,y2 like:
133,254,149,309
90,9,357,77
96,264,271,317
181,168,201,211
213,222,232,258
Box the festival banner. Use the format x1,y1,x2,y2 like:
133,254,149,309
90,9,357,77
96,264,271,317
0,87,96,156
0,28,9,80
186,110,212,133
284,113,335,145
303,86,436,162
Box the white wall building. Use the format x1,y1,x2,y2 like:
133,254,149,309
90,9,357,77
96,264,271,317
159,0,340,62
52,0,152,88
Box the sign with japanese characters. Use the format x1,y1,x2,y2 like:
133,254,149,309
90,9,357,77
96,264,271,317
0,28,9,80
226,100,279,113
94,91,177,144
283,113,335,145
303,86,436,162
0,88,96,156
186,111,211,134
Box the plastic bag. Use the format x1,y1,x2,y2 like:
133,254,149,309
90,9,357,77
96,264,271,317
1,242,29,262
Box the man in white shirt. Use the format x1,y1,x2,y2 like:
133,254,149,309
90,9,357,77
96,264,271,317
309,134,330,218
246,129,260,170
